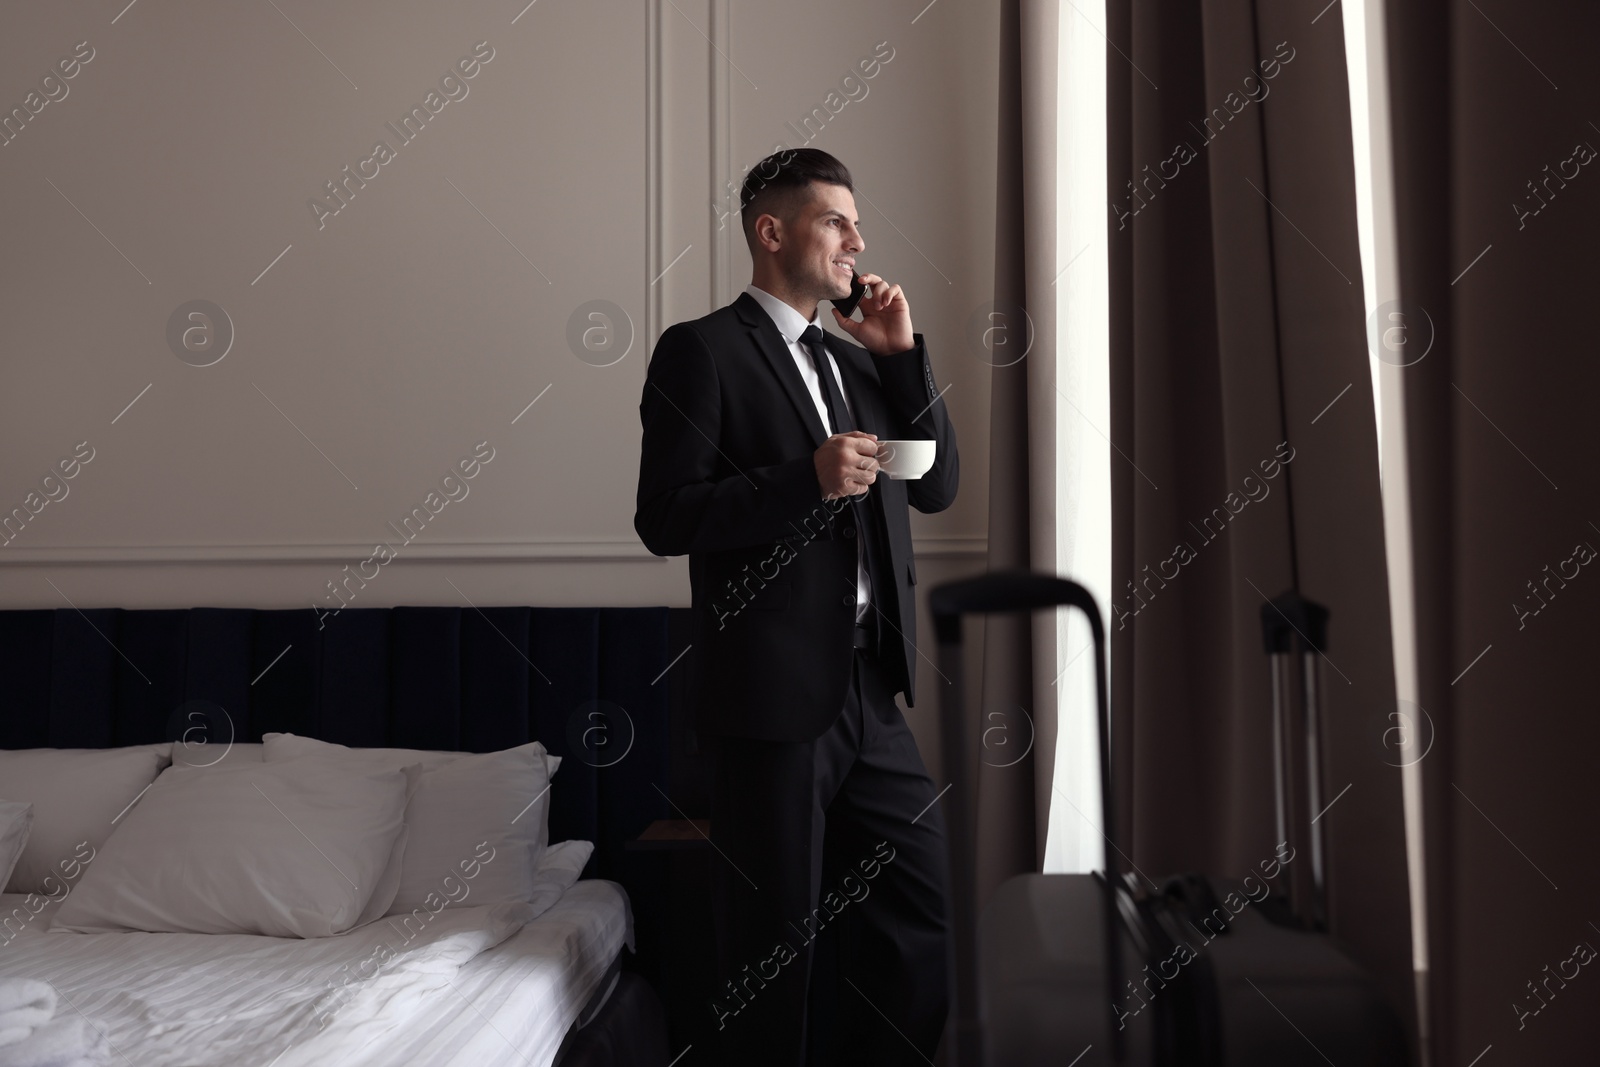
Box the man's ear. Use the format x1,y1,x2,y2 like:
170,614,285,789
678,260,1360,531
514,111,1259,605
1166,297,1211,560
756,213,783,252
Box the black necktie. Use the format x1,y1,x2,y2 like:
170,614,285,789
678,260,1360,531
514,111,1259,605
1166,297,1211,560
801,325,853,433
799,325,892,647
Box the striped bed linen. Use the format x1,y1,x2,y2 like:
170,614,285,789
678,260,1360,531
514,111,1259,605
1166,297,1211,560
0,879,631,1067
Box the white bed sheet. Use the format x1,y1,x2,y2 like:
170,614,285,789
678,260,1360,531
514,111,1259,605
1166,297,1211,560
343,880,634,1067
0,878,632,1067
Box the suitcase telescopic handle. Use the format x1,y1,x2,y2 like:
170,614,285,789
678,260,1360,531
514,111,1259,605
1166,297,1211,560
1260,591,1333,932
931,570,1124,1065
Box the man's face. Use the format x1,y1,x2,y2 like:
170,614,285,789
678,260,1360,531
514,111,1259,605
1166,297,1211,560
777,182,864,306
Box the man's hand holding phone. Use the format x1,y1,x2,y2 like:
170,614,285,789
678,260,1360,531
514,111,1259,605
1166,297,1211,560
831,270,914,356
815,431,880,501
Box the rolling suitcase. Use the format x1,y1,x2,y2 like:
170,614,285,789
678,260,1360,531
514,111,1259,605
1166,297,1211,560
930,569,1410,1066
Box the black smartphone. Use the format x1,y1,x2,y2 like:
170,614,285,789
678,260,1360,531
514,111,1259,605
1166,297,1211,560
834,271,867,318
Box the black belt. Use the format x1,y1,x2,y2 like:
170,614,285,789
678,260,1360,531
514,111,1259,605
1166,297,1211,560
853,623,875,651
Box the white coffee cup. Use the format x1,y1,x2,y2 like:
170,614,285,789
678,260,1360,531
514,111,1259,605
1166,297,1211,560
874,439,936,480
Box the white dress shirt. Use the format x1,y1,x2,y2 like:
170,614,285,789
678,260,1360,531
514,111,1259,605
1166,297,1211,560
744,283,871,624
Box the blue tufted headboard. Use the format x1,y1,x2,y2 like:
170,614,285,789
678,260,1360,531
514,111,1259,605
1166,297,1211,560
0,605,686,929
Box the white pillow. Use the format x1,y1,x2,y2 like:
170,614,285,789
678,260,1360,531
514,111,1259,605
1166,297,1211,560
213,747,426,929
49,755,411,937
170,741,264,769
262,734,462,770
262,734,561,914
86,742,411,933
0,745,171,894
524,839,593,921
0,801,33,890
260,734,562,781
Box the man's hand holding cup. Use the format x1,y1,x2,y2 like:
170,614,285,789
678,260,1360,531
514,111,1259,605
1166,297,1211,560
815,431,880,501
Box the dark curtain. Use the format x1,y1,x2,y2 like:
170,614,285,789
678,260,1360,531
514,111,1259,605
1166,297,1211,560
1386,0,1600,1062
1108,0,1417,1052
974,0,1040,904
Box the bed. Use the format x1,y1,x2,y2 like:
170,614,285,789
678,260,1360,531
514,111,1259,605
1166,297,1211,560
0,604,685,1066
0,880,631,1066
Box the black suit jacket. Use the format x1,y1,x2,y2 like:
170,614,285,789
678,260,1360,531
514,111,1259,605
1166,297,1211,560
633,291,959,743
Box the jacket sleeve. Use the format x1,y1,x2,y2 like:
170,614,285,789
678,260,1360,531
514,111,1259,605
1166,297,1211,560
868,332,959,513
634,322,826,557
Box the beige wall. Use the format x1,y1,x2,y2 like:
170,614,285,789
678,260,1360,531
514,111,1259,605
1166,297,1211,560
0,1,998,750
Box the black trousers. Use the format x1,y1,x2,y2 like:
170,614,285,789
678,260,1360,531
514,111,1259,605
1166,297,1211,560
704,640,951,1066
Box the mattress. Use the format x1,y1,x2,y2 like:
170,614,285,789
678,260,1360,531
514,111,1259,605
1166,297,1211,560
0,878,632,1067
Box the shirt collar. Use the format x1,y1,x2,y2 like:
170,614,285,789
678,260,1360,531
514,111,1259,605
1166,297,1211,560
744,284,823,345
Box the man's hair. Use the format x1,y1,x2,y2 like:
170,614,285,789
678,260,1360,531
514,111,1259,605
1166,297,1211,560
739,148,854,255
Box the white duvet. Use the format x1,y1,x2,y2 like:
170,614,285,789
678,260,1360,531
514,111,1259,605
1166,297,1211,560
0,896,535,1066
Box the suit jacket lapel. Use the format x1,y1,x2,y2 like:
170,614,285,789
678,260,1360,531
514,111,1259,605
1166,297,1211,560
833,345,885,439
736,292,827,448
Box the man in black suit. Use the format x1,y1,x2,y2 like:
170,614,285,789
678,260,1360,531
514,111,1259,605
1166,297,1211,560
633,147,958,1065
